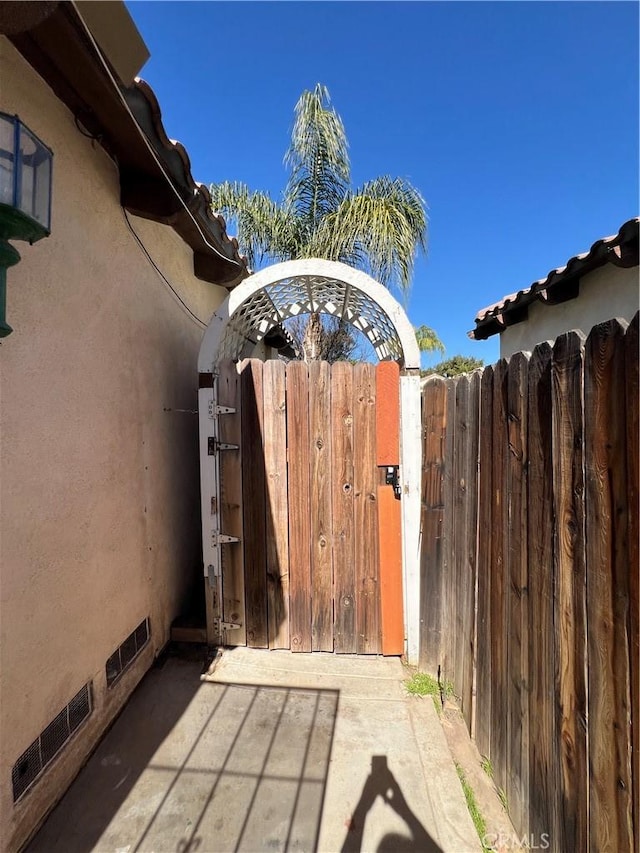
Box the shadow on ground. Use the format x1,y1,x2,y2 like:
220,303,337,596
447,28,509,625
342,755,440,853
27,657,338,853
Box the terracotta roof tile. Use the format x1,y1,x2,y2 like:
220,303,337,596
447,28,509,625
470,218,639,340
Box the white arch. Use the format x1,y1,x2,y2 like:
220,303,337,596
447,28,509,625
198,259,420,372
198,259,422,663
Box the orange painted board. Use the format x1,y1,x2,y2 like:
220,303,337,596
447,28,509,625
378,484,404,656
376,361,400,466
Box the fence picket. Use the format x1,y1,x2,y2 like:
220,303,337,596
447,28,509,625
585,319,634,851
453,376,470,704
263,360,290,649
625,312,639,847
419,378,447,672
474,365,493,760
490,360,509,795
526,342,559,849
463,371,481,732
506,351,530,835
552,331,588,853
441,378,457,682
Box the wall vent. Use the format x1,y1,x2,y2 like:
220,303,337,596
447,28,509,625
12,683,92,802
106,617,150,687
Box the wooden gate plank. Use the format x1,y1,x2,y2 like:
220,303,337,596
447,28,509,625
625,312,639,848
332,362,356,653
526,342,559,848
490,360,509,796
475,365,493,760
217,359,246,647
309,361,333,652
505,351,529,835
584,319,634,852
354,363,380,654
378,484,403,656
376,361,400,466
551,331,587,853
378,361,403,657
419,377,447,672
287,361,312,652
263,360,290,650
241,359,268,648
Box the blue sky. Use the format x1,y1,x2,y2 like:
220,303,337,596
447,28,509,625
126,1,639,367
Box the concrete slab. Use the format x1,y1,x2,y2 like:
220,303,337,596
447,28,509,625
27,648,480,853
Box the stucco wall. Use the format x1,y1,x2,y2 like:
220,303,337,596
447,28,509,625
500,263,639,358
0,38,227,851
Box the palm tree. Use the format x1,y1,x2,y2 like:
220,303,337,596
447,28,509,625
210,83,438,357
415,324,445,358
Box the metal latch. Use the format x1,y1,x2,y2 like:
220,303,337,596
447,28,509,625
208,437,239,455
385,465,402,500
208,401,236,417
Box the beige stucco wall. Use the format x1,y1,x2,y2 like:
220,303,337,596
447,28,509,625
0,38,227,852
500,263,639,358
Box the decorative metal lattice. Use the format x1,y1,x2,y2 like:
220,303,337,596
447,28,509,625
216,275,404,363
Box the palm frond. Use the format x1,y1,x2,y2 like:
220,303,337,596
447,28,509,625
310,176,428,297
414,324,445,355
209,181,299,268
284,84,350,233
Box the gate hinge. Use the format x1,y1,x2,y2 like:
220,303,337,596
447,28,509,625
208,437,239,455
211,532,240,547
213,619,242,631
208,401,235,417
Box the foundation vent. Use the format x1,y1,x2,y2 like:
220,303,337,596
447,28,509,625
12,683,92,802
106,617,150,687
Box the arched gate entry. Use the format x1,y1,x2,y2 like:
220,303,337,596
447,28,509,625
198,260,422,664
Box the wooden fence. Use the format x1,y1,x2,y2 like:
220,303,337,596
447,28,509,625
420,314,638,851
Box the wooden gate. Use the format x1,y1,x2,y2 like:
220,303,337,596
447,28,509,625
214,358,404,654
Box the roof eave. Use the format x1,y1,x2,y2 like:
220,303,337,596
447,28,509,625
471,218,640,341
3,1,249,289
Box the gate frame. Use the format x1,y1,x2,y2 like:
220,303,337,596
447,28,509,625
198,259,422,664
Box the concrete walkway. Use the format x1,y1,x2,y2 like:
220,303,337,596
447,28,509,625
28,648,480,853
